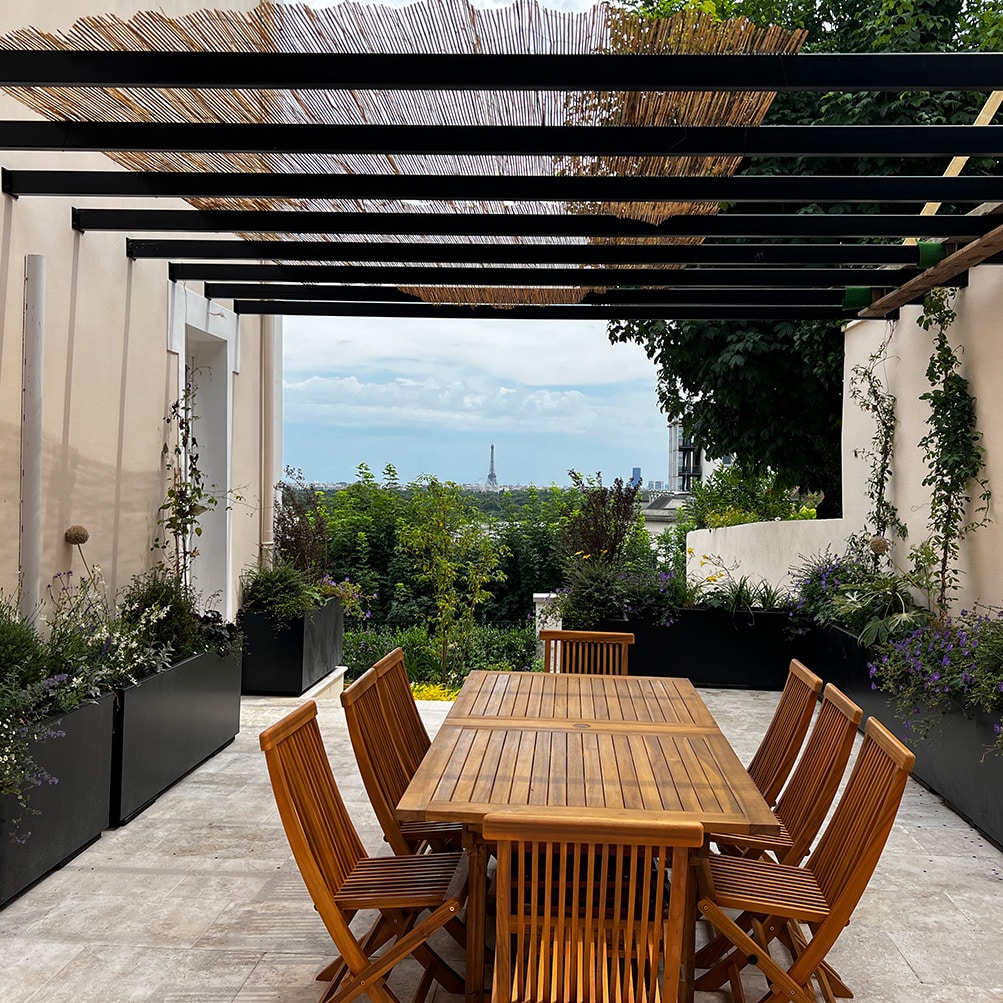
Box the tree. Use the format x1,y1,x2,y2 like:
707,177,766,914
396,476,508,682
609,0,1001,517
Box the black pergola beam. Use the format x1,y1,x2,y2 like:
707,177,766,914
170,263,930,288
0,51,1001,92
3,122,1003,156
128,237,929,266
7,170,997,203
232,300,870,320
71,207,998,240
204,282,852,307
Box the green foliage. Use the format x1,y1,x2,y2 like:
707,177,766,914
322,463,418,623
608,317,845,514
153,373,225,584
788,537,932,644
871,605,1003,754
848,330,907,549
396,476,508,683
118,567,212,662
342,621,536,684
682,464,812,529
239,563,323,627
560,471,644,565
917,288,991,617
274,467,329,581
484,486,572,624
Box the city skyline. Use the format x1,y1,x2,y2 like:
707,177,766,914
281,315,673,488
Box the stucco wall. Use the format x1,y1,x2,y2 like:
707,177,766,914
690,264,1003,613
0,1,272,616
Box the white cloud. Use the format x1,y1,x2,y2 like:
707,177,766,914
282,316,658,388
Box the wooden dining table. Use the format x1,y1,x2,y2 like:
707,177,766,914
396,669,780,1003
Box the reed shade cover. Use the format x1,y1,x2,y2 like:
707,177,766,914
0,0,804,306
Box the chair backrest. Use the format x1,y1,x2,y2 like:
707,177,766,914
790,716,915,986
373,646,431,777
539,629,635,676
341,664,417,856
484,810,703,1003
772,684,863,864
745,659,823,805
258,701,368,945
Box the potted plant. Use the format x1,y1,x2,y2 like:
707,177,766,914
238,563,343,696
867,607,1003,849
109,567,241,825
0,581,115,905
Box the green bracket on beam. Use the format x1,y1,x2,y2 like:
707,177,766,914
917,241,947,270
842,286,873,310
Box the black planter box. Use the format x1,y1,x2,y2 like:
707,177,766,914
624,609,793,689
110,649,241,826
239,598,343,696
804,625,1003,852
0,693,114,906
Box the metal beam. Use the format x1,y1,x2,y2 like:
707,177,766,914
169,262,928,288
3,122,1003,156
232,300,867,320
204,282,852,307
1,51,1001,92
128,237,929,266
7,170,997,203
71,207,997,240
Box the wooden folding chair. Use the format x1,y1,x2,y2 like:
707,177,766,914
259,701,468,1003
373,647,433,777
484,810,703,1003
539,629,634,675
695,716,916,1003
696,685,863,972
342,664,463,855
745,659,823,806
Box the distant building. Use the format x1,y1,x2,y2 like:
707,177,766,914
630,466,642,487
485,443,499,492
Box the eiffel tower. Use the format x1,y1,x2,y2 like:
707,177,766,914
485,443,499,492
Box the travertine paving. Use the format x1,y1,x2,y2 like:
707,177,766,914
1,686,1001,1002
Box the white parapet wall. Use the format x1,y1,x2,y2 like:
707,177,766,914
687,519,851,593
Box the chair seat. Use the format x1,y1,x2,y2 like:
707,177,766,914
336,851,468,911
399,819,464,848
706,853,829,923
711,816,794,856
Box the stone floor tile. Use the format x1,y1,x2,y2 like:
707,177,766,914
1,689,1001,1003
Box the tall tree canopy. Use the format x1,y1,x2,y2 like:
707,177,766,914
609,0,1003,517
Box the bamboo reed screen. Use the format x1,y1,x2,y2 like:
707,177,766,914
0,1,805,306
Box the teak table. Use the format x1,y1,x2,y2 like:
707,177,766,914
396,670,780,1003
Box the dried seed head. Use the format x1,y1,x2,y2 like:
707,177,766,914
64,525,90,545
869,535,889,555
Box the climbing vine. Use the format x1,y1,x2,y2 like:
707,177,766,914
917,288,991,618
848,326,906,562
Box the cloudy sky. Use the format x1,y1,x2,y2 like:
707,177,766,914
279,0,671,489
282,316,673,488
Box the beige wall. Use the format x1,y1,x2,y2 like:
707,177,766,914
0,1,273,616
690,265,1003,613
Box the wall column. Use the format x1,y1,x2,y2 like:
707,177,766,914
19,254,44,620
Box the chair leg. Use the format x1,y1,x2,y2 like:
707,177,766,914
697,899,816,1003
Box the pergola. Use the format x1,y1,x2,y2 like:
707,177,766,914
2,0,1002,324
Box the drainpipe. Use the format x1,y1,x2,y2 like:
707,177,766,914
19,255,44,620
259,313,282,568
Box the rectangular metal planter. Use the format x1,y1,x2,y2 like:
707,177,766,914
110,649,241,826
239,598,343,696
804,625,1003,852
625,609,793,689
0,693,114,906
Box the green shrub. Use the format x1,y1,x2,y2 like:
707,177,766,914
239,563,321,626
